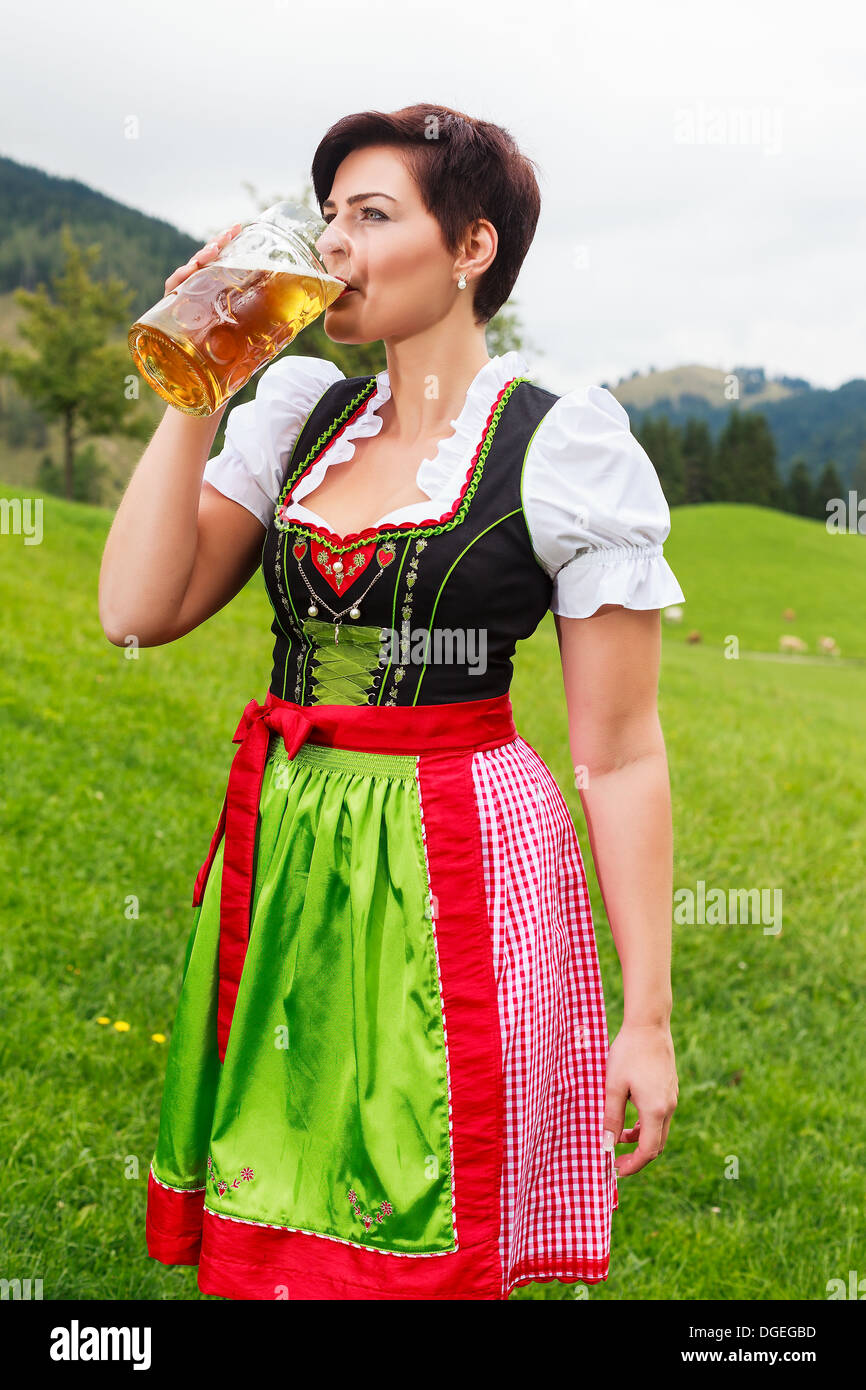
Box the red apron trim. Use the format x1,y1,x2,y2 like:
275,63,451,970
190,691,516,1064
146,1167,205,1266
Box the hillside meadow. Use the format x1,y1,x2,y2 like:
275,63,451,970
0,487,863,1300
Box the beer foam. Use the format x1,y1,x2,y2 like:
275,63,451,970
218,243,339,284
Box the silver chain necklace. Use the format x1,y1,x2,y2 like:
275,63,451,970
292,539,396,644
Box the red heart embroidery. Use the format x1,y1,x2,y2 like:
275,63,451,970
377,547,395,566
292,541,307,560
311,542,377,595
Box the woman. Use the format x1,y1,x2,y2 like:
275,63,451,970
100,104,683,1301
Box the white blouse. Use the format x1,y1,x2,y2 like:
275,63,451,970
202,349,686,619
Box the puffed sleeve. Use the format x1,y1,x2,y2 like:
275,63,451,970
521,383,686,618
202,354,346,527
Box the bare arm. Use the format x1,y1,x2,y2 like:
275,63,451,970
98,403,266,646
555,603,679,1174
99,220,267,647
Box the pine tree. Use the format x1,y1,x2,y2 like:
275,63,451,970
812,461,845,523
715,407,782,507
680,417,715,503
786,458,815,516
745,412,784,508
636,415,685,505
714,407,744,501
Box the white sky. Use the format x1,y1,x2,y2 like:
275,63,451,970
2,0,863,393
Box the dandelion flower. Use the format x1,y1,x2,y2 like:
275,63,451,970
113,1020,130,1033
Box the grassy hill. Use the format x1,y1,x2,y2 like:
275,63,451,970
0,489,863,1300
613,363,797,412
661,503,864,659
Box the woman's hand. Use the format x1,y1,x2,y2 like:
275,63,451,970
603,1021,678,1175
163,222,243,296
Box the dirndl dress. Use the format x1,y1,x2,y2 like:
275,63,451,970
145,364,622,1300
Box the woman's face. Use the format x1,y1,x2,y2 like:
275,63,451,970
315,143,483,344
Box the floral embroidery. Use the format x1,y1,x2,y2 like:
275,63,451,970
384,537,427,704
312,542,370,592
348,1188,394,1230
208,1159,255,1199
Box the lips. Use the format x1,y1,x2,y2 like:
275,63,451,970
333,275,358,299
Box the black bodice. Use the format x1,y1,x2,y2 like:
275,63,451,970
259,369,560,706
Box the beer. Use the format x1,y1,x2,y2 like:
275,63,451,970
128,201,347,417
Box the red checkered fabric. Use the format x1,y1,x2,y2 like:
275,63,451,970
471,735,618,1297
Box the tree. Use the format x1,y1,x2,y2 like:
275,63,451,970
812,460,845,523
636,415,686,505
715,407,783,507
680,417,715,504
850,440,866,501
0,225,137,500
786,458,815,516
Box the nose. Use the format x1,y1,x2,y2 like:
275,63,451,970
315,222,353,276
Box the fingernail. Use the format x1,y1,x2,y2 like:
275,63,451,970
603,1130,615,1151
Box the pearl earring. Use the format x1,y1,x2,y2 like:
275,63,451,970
457,272,468,289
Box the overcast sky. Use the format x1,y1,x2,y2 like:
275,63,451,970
3,0,863,394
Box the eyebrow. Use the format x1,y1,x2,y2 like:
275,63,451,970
322,192,398,209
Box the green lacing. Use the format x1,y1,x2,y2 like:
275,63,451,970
304,616,386,705
273,375,532,556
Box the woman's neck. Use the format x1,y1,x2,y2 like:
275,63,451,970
379,334,492,445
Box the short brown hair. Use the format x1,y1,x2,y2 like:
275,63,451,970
310,103,543,326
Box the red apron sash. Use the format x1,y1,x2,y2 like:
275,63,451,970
190,690,517,1062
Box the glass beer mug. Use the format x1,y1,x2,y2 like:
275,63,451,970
128,200,349,417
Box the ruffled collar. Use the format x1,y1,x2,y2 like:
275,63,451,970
283,349,531,533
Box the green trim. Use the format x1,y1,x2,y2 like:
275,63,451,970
273,377,379,543
519,410,555,572
411,508,524,704
264,575,292,700
279,529,313,703
273,376,532,553
264,373,348,701
376,538,413,705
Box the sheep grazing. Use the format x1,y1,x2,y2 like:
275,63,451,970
779,634,808,653
817,635,840,656
664,605,684,623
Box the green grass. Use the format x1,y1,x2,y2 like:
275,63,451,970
0,485,863,1301
659,502,865,659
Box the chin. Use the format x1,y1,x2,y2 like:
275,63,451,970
323,309,379,347
323,326,378,346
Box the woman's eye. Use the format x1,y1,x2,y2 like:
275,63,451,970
324,206,387,225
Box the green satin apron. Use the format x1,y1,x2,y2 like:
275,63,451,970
151,732,455,1253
